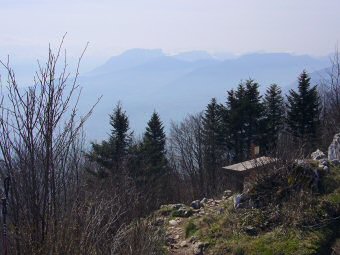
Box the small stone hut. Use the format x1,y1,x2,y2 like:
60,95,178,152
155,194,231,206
222,156,276,192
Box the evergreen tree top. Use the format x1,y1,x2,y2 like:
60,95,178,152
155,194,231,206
203,98,223,128
110,103,130,135
264,84,284,110
265,83,281,96
286,70,320,149
298,70,311,90
144,111,166,151
108,102,133,151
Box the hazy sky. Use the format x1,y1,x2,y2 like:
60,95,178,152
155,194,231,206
1,0,339,64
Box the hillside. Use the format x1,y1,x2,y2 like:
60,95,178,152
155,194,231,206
151,154,340,255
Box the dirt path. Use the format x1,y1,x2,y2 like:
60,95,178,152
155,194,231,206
164,198,231,255
166,217,196,255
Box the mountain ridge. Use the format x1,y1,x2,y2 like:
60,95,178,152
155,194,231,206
77,49,329,141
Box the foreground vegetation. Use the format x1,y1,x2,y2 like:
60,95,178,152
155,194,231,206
156,162,340,254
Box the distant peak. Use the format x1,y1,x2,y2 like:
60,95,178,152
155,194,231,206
89,49,166,75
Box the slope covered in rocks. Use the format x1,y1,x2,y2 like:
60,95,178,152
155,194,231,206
153,152,340,255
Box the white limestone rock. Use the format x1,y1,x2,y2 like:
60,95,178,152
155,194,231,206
311,149,326,160
328,133,340,161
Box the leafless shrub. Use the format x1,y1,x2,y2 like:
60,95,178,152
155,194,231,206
242,133,321,207
114,218,166,255
319,47,340,149
0,36,100,254
40,187,126,254
168,113,206,199
274,131,307,162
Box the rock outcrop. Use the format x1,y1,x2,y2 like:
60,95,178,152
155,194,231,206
311,149,330,172
191,200,202,210
311,149,326,160
328,133,340,161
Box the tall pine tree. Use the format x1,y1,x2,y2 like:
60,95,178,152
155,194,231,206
225,86,246,162
243,80,264,156
286,71,320,154
202,98,225,196
142,112,167,178
263,84,285,151
225,80,264,162
141,112,169,205
88,102,132,174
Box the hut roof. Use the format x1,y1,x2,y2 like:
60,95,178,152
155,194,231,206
222,156,275,172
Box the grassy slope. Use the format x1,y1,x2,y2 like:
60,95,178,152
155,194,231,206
183,164,340,255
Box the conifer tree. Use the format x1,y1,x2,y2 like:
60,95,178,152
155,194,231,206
263,84,285,151
141,111,169,205
225,80,264,161
89,102,132,174
142,112,167,178
225,87,245,161
286,71,320,153
109,103,132,163
202,98,225,195
243,80,264,154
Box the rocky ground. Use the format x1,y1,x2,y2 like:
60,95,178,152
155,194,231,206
156,192,233,255
149,140,340,254
153,153,340,255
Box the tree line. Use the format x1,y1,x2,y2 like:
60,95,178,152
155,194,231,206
87,68,332,201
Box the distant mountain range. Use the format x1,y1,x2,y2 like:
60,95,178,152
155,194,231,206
76,49,329,141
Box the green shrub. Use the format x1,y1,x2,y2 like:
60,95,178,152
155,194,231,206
172,208,193,218
185,220,198,238
233,247,245,255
